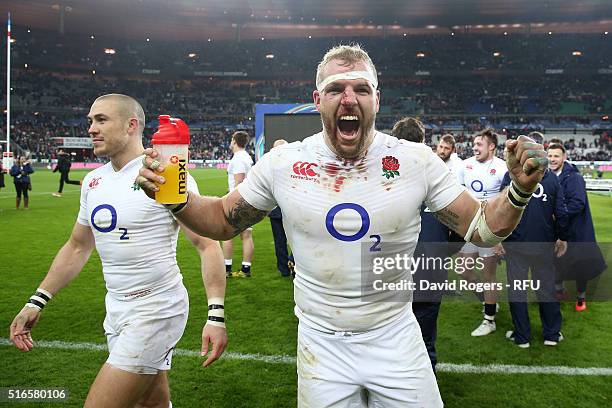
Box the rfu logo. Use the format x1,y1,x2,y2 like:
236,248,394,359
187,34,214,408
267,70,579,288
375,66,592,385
170,155,179,164
292,162,319,177
89,177,102,189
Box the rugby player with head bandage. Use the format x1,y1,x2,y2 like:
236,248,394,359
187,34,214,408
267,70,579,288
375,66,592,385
137,44,547,407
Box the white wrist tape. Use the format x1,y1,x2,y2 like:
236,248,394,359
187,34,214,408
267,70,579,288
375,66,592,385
317,70,378,92
206,297,225,328
507,181,532,209
25,288,53,311
464,201,509,245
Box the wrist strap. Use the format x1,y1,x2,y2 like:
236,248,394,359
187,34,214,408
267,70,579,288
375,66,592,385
206,297,226,328
164,192,190,214
507,181,532,210
25,288,53,311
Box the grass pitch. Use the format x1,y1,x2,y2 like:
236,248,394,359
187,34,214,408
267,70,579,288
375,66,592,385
0,168,611,407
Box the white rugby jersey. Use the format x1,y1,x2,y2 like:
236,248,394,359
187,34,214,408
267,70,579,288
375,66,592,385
238,132,465,333
461,156,507,201
447,154,464,182
227,150,253,191
77,156,198,298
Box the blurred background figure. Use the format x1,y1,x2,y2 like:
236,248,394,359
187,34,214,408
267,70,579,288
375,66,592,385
268,139,295,278
52,149,81,197
223,131,255,278
10,156,34,210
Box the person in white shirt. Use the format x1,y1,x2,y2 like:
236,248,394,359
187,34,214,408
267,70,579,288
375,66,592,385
9,94,228,408
223,131,255,277
457,129,508,336
138,45,548,408
436,134,464,181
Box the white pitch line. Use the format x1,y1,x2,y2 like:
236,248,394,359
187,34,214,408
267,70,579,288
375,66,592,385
2,338,612,376
0,338,295,365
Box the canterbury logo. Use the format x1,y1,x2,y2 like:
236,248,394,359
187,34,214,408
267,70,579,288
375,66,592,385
293,162,319,177
89,177,101,189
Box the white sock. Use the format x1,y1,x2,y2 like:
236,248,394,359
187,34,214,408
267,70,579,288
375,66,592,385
224,259,233,266
168,401,172,408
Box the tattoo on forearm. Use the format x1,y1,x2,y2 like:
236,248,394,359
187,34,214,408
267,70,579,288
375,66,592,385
434,207,461,232
225,198,268,235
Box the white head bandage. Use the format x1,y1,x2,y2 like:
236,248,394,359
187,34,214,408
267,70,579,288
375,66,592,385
317,70,378,92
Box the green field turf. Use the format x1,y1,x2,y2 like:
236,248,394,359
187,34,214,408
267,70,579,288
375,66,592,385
1,168,611,407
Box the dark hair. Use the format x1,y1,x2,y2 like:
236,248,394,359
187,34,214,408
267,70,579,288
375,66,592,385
527,131,544,145
439,134,456,148
232,131,249,148
475,128,498,147
392,117,425,143
548,142,566,153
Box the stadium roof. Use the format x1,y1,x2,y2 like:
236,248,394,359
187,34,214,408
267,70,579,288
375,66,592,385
2,0,612,40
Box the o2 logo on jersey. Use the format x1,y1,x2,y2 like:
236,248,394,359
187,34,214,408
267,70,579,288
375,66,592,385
325,203,382,252
471,180,484,193
532,183,547,201
91,204,129,240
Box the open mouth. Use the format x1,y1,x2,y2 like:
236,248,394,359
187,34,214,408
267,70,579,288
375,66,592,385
337,115,360,139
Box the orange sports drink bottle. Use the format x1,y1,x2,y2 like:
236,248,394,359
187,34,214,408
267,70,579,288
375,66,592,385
151,115,190,204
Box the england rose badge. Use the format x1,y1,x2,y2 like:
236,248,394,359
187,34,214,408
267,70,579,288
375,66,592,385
382,156,400,179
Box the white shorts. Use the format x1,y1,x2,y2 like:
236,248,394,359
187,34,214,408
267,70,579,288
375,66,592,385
460,242,496,258
297,310,442,408
104,283,189,374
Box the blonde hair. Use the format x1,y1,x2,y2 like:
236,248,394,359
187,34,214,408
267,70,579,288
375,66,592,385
95,94,146,134
315,44,377,88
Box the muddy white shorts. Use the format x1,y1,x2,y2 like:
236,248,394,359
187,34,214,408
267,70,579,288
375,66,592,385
103,283,189,374
460,242,496,258
297,309,443,408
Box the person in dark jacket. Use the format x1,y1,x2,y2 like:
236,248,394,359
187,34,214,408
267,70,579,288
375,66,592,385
547,142,607,311
268,140,295,278
52,149,81,197
500,158,569,347
10,156,34,209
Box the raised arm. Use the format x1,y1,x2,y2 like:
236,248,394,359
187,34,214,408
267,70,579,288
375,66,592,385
10,222,95,352
181,226,228,367
435,136,547,245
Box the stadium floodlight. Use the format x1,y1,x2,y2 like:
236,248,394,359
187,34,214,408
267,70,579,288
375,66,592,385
416,52,426,58
188,53,197,58
265,54,274,59
90,35,94,39
104,48,116,55
493,52,501,57
572,51,582,56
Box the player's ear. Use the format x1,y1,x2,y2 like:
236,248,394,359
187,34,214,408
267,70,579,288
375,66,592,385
127,117,139,134
313,90,321,111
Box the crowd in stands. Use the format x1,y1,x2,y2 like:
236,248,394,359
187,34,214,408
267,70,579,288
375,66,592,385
1,29,611,161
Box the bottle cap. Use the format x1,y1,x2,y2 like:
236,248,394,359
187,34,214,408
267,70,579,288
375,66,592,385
152,115,190,145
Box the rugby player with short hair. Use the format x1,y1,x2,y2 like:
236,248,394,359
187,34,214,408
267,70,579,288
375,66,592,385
457,129,508,337
222,130,255,277
137,45,548,407
9,94,228,408
436,134,464,181
391,116,425,143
